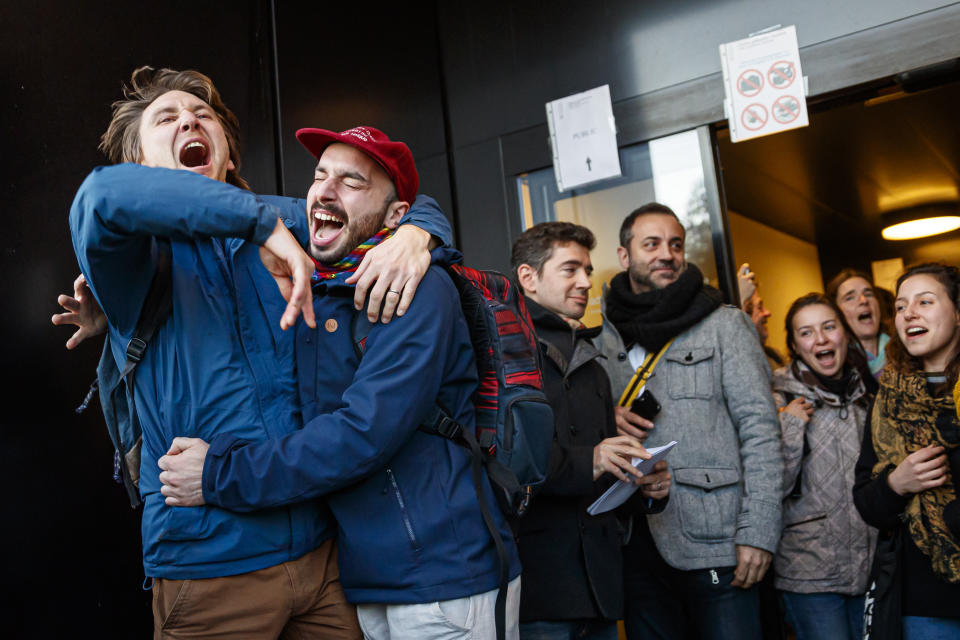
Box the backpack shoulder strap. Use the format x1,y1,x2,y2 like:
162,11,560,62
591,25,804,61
121,251,173,378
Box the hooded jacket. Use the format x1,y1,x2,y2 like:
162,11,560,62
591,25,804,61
771,361,876,594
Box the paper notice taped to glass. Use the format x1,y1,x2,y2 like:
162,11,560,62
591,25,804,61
587,441,678,515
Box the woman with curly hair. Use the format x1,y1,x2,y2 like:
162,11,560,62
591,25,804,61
828,269,892,381
771,293,876,640
853,263,960,639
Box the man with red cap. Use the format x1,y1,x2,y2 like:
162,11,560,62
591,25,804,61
63,67,453,639
159,126,523,640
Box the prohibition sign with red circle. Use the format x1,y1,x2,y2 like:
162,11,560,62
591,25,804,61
741,103,768,131
772,95,801,123
767,60,797,90
736,69,763,97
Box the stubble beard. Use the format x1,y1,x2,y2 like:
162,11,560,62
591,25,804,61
628,258,686,292
311,202,389,265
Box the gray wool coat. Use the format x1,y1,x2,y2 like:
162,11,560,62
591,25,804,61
772,362,877,595
596,301,783,571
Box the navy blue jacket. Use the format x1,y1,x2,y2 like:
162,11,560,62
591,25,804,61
69,163,451,579
202,259,522,604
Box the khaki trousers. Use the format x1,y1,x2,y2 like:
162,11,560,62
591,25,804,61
152,538,360,639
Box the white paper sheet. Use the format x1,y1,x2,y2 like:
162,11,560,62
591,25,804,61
586,441,678,515
546,84,621,192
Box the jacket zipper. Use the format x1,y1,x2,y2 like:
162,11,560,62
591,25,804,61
385,468,420,551
710,569,719,585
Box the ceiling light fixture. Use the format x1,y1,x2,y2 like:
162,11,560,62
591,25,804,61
882,216,960,241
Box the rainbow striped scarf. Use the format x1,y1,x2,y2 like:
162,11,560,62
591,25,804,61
311,227,394,283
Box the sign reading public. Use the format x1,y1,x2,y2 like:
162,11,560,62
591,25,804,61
546,85,622,192
720,25,808,142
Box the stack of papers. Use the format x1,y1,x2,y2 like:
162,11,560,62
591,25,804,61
587,441,677,515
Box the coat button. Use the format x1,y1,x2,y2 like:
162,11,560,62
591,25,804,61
685,352,693,362
617,352,627,361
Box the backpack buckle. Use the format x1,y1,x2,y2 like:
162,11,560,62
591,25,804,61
126,338,147,362
433,415,462,440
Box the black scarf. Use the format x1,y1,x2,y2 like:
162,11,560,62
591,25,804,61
605,263,722,352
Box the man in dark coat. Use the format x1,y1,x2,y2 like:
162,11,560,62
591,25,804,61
511,221,671,640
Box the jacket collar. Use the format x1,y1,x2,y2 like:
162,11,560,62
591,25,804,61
525,297,603,376
772,359,868,407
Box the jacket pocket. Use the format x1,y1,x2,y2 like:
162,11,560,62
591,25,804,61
673,466,740,541
665,347,715,399
776,513,832,581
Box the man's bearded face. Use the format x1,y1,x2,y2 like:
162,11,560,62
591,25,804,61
619,214,687,292
305,143,396,264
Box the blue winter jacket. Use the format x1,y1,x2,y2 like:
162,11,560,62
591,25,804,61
201,257,522,604
69,163,451,579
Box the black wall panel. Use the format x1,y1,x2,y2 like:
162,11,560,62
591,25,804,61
272,3,454,227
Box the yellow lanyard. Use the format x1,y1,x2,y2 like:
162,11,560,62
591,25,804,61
617,339,675,407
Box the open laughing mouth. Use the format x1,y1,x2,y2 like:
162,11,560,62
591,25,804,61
814,348,837,369
311,207,346,247
857,311,874,325
179,140,209,168
905,326,928,339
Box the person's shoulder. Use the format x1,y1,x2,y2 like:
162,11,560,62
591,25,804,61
422,265,459,298
394,265,460,322
704,304,753,333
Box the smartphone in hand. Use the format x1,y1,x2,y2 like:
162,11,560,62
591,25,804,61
630,389,661,421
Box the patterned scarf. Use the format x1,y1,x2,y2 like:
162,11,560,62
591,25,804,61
871,367,960,583
311,227,393,283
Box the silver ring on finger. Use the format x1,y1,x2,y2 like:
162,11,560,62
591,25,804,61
387,289,401,295
656,482,663,490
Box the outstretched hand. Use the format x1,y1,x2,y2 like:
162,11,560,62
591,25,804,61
260,217,317,331
158,437,210,507
51,274,107,349
346,224,431,323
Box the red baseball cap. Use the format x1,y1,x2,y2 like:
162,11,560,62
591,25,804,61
295,126,419,204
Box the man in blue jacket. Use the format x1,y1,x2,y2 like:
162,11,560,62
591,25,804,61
158,126,523,640
66,67,451,639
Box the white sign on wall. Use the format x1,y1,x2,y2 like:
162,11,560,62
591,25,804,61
546,85,621,192
720,25,808,143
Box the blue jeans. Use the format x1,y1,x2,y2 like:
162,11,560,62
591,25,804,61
519,620,618,640
622,528,761,640
902,616,960,640
780,591,863,640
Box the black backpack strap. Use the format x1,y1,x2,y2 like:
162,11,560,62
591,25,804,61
353,315,511,640
118,252,173,502
421,407,510,640
122,251,173,379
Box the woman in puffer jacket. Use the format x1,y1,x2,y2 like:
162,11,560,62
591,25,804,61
771,293,877,640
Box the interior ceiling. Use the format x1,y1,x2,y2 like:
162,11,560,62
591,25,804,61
717,75,960,246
